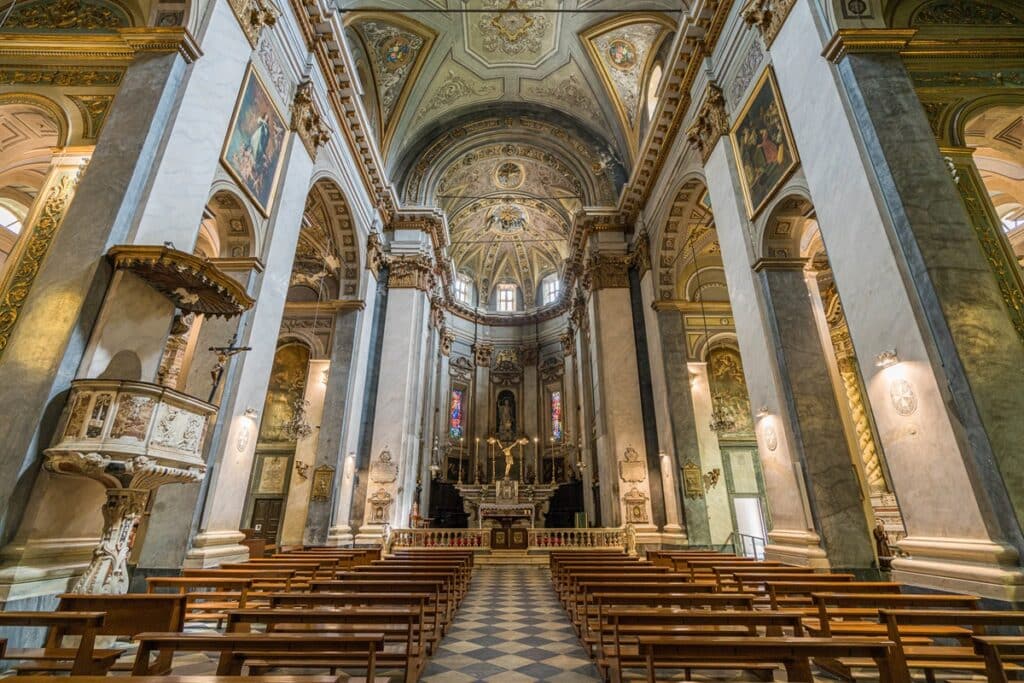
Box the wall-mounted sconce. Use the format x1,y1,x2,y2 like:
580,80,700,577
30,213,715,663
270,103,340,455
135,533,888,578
756,406,769,419
875,349,899,368
243,407,259,419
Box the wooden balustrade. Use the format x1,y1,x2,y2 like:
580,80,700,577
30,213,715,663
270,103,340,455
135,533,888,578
386,527,627,551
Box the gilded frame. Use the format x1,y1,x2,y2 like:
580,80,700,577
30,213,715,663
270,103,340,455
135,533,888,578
729,66,801,218
220,64,288,217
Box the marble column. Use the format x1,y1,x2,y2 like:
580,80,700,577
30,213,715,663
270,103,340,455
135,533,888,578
279,359,329,545
585,239,657,538
357,248,433,541
755,258,875,569
703,139,827,568
687,361,734,545
0,41,197,545
655,307,710,544
759,0,1024,597
303,306,361,544
186,135,314,566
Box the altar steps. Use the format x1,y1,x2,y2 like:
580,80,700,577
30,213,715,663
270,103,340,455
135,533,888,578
475,550,548,566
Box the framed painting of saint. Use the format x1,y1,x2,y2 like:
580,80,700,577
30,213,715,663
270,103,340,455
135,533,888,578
221,65,288,216
729,67,800,218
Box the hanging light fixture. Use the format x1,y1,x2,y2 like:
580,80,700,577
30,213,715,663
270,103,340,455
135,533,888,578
690,237,735,434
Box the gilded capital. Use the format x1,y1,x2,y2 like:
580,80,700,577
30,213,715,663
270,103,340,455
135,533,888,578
629,230,652,277
585,252,630,291
291,80,331,158
473,342,494,367
741,0,797,48
685,83,729,164
366,232,387,279
387,254,435,292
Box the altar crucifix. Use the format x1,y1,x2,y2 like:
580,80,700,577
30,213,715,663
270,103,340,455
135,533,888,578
488,436,529,480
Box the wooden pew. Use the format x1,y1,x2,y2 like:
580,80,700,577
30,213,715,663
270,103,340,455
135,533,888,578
597,609,805,682
631,636,907,683
765,580,903,609
311,579,453,628
182,568,297,591
879,609,1024,682
146,577,254,626
132,632,385,677
588,592,757,646
973,635,1024,683
16,676,388,683
0,611,108,674
572,580,716,632
10,594,186,675
225,607,424,683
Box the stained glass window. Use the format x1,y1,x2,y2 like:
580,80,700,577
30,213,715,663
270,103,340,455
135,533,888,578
449,389,464,440
551,391,563,442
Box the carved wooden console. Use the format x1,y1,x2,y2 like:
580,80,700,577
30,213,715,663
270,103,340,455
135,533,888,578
44,379,216,593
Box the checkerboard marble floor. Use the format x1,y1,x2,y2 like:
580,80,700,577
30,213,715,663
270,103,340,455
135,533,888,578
420,565,601,682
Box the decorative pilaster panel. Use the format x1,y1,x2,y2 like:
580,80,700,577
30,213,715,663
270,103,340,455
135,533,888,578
0,151,89,358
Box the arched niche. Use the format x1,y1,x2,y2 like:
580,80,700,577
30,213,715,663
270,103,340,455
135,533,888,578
298,178,360,300
757,191,815,260
202,188,256,258
656,176,716,301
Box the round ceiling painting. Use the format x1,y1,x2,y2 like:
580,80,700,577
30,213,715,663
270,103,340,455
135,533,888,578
494,161,525,190
608,39,638,70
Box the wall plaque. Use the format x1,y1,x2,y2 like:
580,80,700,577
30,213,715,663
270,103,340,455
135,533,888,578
310,465,335,502
682,461,704,499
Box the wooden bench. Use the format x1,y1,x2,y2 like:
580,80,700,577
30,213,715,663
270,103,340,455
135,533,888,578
182,568,298,591
632,635,907,683
15,676,389,683
310,579,453,628
10,594,186,675
597,609,806,682
879,609,1024,682
131,632,385,677
225,607,424,683
0,611,108,674
588,592,757,646
572,580,717,633
146,577,254,626
972,635,1024,683
765,580,903,609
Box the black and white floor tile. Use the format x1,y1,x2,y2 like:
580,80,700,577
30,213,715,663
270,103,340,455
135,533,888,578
421,566,600,682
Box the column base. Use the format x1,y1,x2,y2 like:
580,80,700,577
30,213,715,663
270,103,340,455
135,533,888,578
326,525,354,547
765,529,831,569
0,537,95,603
659,527,688,547
183,530,248,568
892,536,1024,602
354,528,384,547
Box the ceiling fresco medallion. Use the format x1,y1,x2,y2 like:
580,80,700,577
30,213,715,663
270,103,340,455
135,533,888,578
494,161,525,190
466,0,559,67
381,35,413,71
489,0,535,42
487,203,529,234
607,39,638,70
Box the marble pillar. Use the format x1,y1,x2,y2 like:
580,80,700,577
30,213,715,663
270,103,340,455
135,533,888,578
755,259,875,569
655,307,707,542
762,0,1024,597
186,136,314,566
687,362,734,545
0,45,194,545
704,140,827,568
303,307,360,544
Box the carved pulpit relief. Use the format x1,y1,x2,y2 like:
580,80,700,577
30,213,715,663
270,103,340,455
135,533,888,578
370,448,398,484
618,445,646,483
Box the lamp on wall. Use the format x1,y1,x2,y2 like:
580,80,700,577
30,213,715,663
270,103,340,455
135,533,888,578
875,349,899,368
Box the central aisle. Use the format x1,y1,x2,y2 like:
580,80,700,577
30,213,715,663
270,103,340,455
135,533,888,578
420,565,601,682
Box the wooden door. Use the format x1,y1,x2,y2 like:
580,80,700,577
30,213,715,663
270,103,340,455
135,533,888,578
250,498,283,541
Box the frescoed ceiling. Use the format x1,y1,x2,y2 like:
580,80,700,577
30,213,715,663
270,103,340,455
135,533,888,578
340,1,680,313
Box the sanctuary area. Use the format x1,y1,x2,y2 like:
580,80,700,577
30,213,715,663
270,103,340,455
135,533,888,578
0,0,1022,680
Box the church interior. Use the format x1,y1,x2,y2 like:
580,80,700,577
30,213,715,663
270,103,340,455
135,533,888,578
0,0,1022,680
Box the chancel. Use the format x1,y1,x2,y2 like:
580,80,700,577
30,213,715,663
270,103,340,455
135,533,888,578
0,0,1023,680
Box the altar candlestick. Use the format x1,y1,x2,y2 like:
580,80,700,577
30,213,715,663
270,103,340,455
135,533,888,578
518,439,524,484
474,437,480,484
550,437,556,484
458,437,464,483
534,437,539,485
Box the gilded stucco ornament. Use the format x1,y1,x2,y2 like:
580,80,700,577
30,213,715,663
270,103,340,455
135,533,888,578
473,342,494,367
366,232,388,279
228,0,279,48
560,328,575,357
741,0,797,47
441,329,455,356
4,0,130,30
584,252,630,291
290,80,331,158
387,254,435,292
685,83,729,164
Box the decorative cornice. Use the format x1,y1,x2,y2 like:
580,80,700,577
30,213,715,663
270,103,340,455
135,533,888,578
291,80,331,158
387,253,435,292
0,28,201,64
227,0,279,48
619,0,732,221
685,83,729,164
752,256,808,272
822,29,918,63
284,300,365,315
652,299,733,314
741,0,797,48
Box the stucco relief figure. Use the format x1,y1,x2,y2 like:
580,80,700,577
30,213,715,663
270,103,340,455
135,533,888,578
498,397,514,440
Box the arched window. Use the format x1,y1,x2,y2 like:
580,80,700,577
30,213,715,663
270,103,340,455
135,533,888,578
646,63,664,121
455,274,472,304
496,283,518,312
542,273,561,305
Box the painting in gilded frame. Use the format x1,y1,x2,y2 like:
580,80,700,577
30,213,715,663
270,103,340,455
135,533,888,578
221,65,288,216
729,67,800,218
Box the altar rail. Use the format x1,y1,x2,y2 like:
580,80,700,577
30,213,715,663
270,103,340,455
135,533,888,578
386,527,629,552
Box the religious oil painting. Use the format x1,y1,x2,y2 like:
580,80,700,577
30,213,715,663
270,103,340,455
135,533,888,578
730,67,800,218
222,66,287,216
